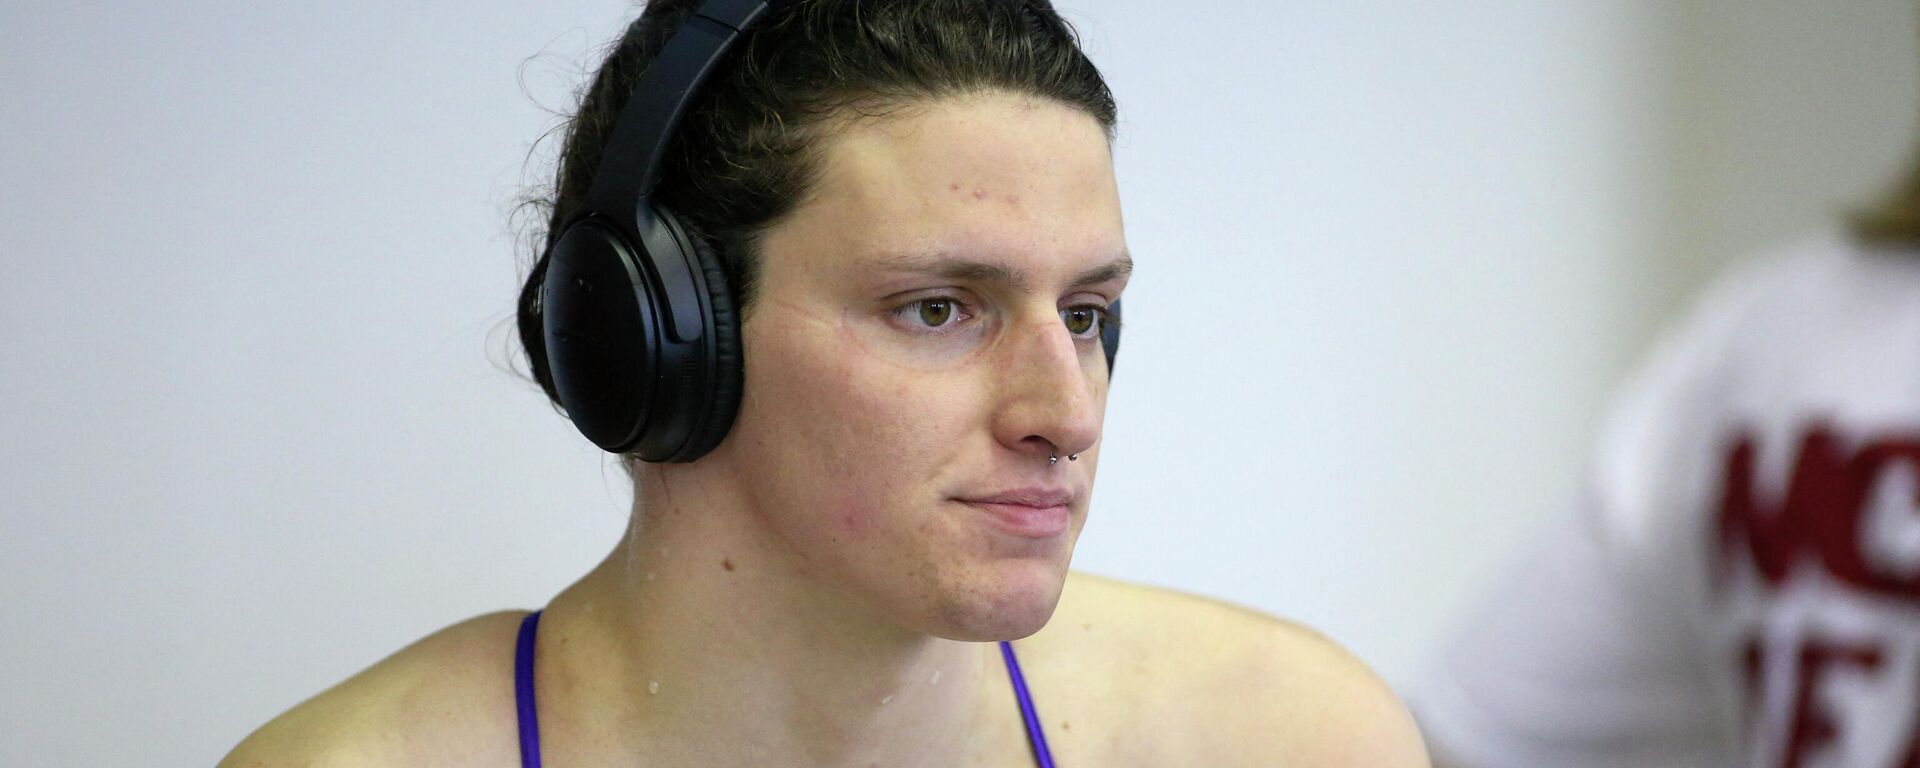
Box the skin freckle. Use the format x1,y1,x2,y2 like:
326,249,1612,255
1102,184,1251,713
722,558,735,571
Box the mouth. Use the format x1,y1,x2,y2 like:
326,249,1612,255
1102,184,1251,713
953,489,1074,538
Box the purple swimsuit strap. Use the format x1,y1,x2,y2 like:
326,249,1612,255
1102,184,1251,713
514,610,1055,767
999,638,1059,767
514,610,544,768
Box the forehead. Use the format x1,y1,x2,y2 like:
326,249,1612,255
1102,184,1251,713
770,91,1125,278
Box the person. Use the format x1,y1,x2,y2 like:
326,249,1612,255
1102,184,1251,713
220,1,1429,765
1411,128,1920,768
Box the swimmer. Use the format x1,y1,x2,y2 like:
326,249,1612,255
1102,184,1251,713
222,2,1429,765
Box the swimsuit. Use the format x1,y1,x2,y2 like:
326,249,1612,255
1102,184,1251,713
514,610,1057,766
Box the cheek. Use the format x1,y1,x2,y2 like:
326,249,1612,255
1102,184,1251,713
738,320,974,510
836,498,875,539
773,327,968,455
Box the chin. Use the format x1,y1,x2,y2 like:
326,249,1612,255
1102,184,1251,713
926,558,1070,642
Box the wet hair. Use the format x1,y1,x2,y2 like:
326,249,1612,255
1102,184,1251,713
514,0,1118,420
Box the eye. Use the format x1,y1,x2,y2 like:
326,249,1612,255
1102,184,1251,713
918,298,956,328
1060,304,1107,338
890,296,973,334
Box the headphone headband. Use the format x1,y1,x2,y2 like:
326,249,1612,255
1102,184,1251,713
580,0,787,225
541,0,1120,462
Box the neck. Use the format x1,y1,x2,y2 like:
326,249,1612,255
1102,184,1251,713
532,467,1018,766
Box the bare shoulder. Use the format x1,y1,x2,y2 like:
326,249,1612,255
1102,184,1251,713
1021,572,1430,767
219,610,528,768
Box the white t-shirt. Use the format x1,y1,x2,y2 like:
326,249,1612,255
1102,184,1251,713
1415,232,1920,768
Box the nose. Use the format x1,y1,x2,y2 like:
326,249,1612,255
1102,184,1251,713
989,310,1104,463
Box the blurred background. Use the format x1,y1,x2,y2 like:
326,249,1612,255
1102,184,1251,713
3,0,1914,763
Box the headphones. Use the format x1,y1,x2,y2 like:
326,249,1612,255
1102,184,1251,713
540,0,1122,462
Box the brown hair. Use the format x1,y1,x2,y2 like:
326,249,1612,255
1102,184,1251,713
515,0,1118,416
1847,9,1920,248
1849,158,1920,246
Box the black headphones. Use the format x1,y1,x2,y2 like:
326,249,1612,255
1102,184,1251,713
540,0,1122,462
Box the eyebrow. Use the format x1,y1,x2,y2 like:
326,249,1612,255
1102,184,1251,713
870,250,1133,291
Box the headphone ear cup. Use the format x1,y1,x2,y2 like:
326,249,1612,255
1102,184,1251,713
670,224,744,461
542,220,662,454
1100,297,1122,376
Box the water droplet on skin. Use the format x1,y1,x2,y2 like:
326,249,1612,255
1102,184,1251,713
880,694,894,705
648,681,660,695
930,670,941,685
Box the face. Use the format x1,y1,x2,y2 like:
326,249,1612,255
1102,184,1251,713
712,91,1129,641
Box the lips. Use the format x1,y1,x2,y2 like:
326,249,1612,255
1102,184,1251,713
954,488,1075,538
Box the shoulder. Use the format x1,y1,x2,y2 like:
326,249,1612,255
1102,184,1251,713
1021,572,1429,767
219,610,529,768
1586,231,1870,551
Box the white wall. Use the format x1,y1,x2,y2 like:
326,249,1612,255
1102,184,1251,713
1,1,1912,764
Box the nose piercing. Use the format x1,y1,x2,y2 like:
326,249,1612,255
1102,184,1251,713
1047,453,1080,465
